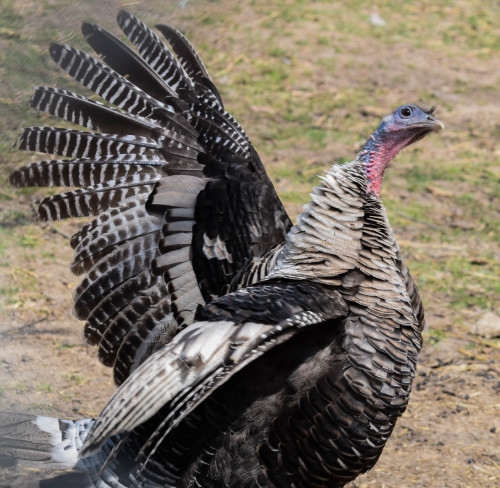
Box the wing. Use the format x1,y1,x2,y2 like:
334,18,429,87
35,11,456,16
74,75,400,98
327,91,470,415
10,11,291,385
80,280,348,458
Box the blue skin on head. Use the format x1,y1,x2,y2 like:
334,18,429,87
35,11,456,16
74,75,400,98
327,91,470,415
361,105,444,196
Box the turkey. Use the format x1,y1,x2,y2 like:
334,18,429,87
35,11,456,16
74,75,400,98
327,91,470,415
2,10,444,488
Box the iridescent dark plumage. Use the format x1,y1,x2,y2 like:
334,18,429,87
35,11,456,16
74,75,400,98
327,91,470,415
2,10,443,488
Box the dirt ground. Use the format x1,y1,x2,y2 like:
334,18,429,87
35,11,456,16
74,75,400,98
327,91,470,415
0,1,499,487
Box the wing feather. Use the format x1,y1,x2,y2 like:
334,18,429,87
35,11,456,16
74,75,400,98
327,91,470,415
73,233,160,320
9,159,159,189
117,11,193,96
84,271,161,345
80,281,348,457
11,12,292,386
81,21,177,99
97,282,170,367
16,126,162,160
36,174,159,221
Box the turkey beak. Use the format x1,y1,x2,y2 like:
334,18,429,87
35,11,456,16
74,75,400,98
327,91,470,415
429,117,445,132
405,114,444,146
420,115,445,132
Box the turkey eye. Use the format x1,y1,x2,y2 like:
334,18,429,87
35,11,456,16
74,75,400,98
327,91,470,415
401,107,412,117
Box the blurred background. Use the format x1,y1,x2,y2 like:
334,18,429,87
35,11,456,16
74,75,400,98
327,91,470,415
0,1,498,486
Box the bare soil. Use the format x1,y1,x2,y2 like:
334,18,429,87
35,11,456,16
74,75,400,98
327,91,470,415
0,1,499,487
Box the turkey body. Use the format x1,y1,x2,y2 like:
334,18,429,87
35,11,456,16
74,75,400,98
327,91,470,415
3,10,443,488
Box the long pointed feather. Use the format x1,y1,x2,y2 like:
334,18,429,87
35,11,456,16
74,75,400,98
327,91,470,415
37,174,159,221
188,114,248,158
81,22,177,100
30,86,161,137
118,11,194,96
49,43,166,115
155,23,226,108
155,24,210,84
48,43,195,138
10,159,157,189
16,126,162,160
185,102,250,156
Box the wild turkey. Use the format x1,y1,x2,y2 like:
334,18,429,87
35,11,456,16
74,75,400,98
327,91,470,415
2,10,443,488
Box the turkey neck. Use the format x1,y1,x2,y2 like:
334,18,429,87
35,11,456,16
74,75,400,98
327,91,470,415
359,121,407,197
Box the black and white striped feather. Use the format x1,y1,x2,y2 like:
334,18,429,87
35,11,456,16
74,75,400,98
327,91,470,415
10,10,290,388
118,11,195,97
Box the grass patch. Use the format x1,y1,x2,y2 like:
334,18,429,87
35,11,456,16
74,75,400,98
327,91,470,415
424,328,447,346
66,373,84,385
36,381,53,393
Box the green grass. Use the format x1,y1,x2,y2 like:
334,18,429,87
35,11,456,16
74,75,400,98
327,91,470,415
36,381,53,393
424,327,447,346
66,373,84,385
15,382,28,393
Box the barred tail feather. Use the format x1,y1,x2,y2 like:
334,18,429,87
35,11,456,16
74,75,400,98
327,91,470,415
0,413,92,470
0,413,166,487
